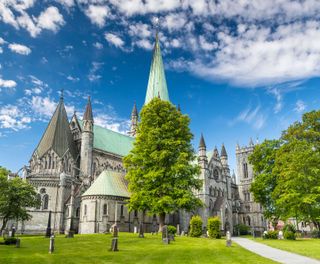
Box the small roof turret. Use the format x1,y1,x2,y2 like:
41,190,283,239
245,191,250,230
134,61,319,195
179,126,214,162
83,96,93,121
199,133,206,149
213,146,219,158
131,101,138,117
221,143,227,157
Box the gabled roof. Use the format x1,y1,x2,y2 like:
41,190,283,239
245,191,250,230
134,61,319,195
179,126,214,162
34,98,77,159
82,170,130,198
79,120,134,157
145,33,170,104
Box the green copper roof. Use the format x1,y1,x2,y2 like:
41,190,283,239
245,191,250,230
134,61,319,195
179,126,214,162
34,98,77,159
79,120,134,157
82,170,130,198
145,33,170,104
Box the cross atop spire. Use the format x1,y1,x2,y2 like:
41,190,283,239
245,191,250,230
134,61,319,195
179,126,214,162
144,31,170,104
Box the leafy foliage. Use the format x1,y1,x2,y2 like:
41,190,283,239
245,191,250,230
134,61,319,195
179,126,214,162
0,167,39,231
234,224,250,235
263,230,278,239
283,223,296,234
284,231,296,240
189,215,203,237
311,230,320,238
124,98,202,229
207,217,221,239
167,225,177,235
249,110,320,229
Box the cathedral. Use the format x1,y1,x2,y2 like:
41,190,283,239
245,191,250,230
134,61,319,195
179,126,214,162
20,34,266,235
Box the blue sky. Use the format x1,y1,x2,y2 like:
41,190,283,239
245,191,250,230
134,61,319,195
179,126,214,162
0,0,320,174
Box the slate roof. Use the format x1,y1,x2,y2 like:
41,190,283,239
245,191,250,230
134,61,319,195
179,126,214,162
145,33,170,104
78,120,134,157
83,96,93,121
82,170,130,198
34,98,77,159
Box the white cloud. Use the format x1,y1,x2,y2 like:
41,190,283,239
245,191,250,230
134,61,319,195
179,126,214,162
0,47,3,54
95,113,130,134
93,42,103,49
56,0,75,8
135,39,153,50
8,43,31,55
0,78,17,88
294,100,306,113
0,37,5,45
0,105,31,131
67,75,80,82
85,5,109,27
88,61,104,82
230,105,266,130
105,33,125,48
37,6,65,32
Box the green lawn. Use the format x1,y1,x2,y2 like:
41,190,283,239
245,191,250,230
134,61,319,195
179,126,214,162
251,237,320,260
0,233,276,264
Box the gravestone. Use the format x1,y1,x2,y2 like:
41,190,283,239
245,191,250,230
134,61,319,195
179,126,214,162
226,231,232,247
162,225,169,244
176,224,180,236
16,238,20,248
46,211,52,238
110,238,118,251
139,223,144,238
65,231,74,238
181,231,185,236
11,226,16,237
134,226,137,234
113,225,118,238
49,235,55,254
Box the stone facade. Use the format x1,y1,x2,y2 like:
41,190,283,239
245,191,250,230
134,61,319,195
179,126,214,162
9,35,266,236
236,140,267,232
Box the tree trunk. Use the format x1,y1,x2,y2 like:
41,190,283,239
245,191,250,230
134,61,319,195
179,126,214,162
0,218,8,233
158,212,166,232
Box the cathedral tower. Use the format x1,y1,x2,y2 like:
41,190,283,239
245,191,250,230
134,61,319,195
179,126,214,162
80,96,94,185
220,144,228,168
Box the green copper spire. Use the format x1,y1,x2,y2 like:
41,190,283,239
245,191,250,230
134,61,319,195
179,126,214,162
145,33,170,104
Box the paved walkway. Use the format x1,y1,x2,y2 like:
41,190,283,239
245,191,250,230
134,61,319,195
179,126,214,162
232,237,320,264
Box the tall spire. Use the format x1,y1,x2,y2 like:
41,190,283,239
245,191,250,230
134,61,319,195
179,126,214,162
221,143,227,157
199,133,206,149
83,96,93,121
129,102,138,137
144,32,170,104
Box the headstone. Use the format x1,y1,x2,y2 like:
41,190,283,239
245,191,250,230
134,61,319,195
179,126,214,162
11,226,16,237
113,225,118,238
176,224,180,236
46,211,52,238
139,223,144,238
181,231,185,236
110,238,118,251
226,231,232,247
49,235,55,254
65,231,74,238
151,224,156,235
134,226,137,234
16,238,20,248
278,230,284,240
162,225,169,244
8,231,12,237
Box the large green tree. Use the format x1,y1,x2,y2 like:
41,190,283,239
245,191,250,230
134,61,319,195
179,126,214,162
249,139,282,226
0,166,39,232
249,110,320,229
274,111,320,229
123,98,202,230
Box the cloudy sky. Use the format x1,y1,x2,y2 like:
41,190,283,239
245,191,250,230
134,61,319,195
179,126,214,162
0,0,319,173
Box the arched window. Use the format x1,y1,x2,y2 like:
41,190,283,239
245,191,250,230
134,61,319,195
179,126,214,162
243,162,248,178
36,194,41,209
48,154,51,169
103,204,108,215
76,207,80,217
42,194,49,210
45,160,47,169
52,159,55,169
84,205,87,216
120,205,124,216
213,169,219,180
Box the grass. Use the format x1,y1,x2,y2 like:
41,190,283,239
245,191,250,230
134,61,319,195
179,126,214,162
0,233,276,264
250,237,320,260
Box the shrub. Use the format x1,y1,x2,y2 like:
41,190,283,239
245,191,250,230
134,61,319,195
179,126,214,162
189,215,203,237
284,231,296,240
207,217,221,239
311,230,320,238
4,237,17,245
234,224,250,235
167,225,177,235
283,223,296,234
263,230,278,239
